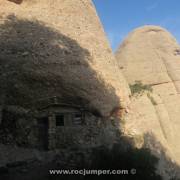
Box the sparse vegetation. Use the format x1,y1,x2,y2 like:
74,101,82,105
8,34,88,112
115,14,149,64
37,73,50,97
130,81,153,95
129,81,157,105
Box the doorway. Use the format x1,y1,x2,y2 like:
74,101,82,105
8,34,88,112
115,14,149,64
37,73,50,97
37,116,49,150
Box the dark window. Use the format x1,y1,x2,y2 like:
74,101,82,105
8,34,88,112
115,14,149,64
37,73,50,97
56,114,64,126
73,113,84,125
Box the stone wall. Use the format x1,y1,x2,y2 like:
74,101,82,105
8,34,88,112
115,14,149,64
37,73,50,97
0,105,121,150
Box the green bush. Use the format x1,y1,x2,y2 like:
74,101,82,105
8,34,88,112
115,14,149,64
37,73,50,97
130,81,153,95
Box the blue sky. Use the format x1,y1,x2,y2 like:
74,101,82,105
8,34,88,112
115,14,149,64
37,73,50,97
93,0,180,51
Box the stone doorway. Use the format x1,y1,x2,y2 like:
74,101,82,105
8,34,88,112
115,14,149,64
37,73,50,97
37,116,49,150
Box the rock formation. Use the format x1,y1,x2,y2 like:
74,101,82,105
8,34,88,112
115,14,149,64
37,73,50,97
115,25,180,178
0,0,130,117
1,0,180,179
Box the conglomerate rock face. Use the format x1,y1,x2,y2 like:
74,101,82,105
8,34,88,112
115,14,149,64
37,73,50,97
0,0,130,117
115,25,180,176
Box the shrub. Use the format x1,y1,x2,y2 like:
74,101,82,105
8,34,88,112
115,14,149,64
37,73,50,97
88,144,162,180
130,81,152,95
